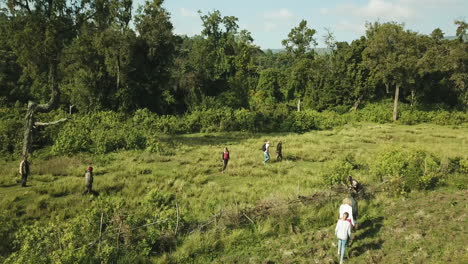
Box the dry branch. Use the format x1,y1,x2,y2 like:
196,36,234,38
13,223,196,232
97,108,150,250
34,118,67,127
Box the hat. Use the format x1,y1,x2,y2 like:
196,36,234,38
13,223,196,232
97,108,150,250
88,166,93,172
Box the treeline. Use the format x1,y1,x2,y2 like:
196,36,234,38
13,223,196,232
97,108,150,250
0,0,467,119
1,102,467,156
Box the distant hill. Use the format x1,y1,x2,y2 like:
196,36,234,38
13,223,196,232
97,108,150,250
263,47,332,55
444,35,468,42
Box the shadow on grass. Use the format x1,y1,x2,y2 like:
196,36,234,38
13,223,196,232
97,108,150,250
160,133,254,147
350,216,384,257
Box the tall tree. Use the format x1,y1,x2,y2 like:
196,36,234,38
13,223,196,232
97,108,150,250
282,20,317,111
132,0,177,113
363,22,421,120
282,20,317,57
4,0,88,157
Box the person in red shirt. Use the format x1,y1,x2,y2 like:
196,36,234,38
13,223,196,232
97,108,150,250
221,147,230,173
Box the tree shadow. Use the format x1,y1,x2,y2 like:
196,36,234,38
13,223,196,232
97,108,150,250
160,133,256,147
160,132,295,148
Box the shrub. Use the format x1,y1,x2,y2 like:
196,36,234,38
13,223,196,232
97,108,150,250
322,154,359,186
358,102,393,123
53,112,146,154
233,109,257,132
399,110,432,125
289,110,320,133
0,118,23,155
372,148,443,196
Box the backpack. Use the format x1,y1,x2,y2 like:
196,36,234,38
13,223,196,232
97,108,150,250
261,143,266,152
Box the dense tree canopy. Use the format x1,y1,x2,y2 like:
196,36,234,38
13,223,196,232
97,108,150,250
0,1,466,114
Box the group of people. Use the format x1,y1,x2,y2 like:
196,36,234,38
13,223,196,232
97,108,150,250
220,139,283,173
20,138,362,262
334,176,361,263
20,155,95,195
262,140,283,164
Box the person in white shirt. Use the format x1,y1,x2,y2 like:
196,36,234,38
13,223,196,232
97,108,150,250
339,197,356,228
263,140,270,164
335,212,352,264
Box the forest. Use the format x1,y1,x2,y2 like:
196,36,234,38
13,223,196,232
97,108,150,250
0,0,467,263
1,0,467,117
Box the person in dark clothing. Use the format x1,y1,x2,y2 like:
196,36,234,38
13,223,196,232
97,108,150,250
276,141,283,161
19,155,30,187
221,147,230,173
83,166,94,194
347,176,362,195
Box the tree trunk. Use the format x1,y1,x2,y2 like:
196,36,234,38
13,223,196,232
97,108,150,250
385,83,390,94
352,95,363,111
297,98,301,112
393,84,400,121
410,89,415,107
22,63,60,157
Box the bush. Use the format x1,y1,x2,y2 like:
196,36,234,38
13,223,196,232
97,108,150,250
53,112,146,154
398,110,432,125
289,110,319,133
357,102,393,123
233,109,257,132
322,154,359,186
372,147,443,196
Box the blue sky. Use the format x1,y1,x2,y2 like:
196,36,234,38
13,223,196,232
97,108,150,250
136,0,467,49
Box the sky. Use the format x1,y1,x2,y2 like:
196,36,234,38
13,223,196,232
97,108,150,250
136,0,467,49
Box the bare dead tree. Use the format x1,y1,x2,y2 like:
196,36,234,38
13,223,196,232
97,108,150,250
21,64,67,158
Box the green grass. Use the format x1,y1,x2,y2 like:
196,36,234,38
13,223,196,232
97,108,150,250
0,123,467,263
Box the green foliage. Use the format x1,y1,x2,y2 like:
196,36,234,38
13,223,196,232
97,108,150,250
52,112,146,154
322,154,359,186
0,108,23,155
372,148,444,195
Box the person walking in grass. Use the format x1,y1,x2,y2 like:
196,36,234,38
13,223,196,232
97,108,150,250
340,197,356,229
262,140,270,164
276,140,283,161
83,166,94,194
335,212,352,264
221,147,230,173
19,155,30,187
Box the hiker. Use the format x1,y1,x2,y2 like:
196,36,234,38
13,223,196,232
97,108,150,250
276,141,283,161
347,176,362,195
221,147,230,173
339,197,356,229
262,140,270,164
83,166,94,194
19,155,30,187
335,212,352,264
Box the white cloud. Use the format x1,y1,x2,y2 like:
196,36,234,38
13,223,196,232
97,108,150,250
359,0,414,19
264,8,294,20
179,7,197,18
334,21,367,34
323,0,416,20
398,0,459,5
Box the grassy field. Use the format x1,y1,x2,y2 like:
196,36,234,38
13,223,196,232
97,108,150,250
0,122,467,263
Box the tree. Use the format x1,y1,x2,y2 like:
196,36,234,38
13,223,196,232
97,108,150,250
282,20,317,57
4,0,90,158
363,22,422,120
132,0,177,113
250,69,283,111
430,28,444,42
454,19,467,42
282,20,317,111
